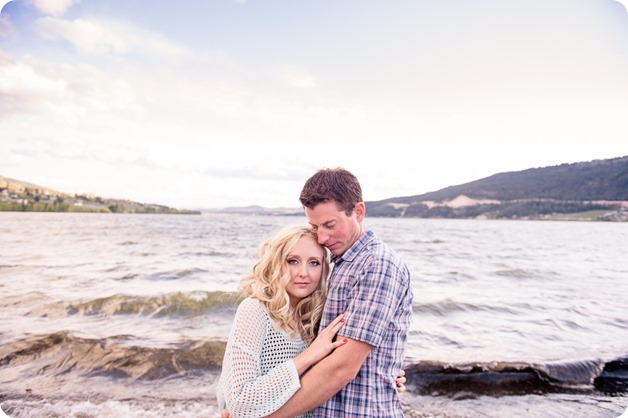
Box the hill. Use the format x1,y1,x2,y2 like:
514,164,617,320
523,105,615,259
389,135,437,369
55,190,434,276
366,156,628,221
6,156,626,220
0,176,199,214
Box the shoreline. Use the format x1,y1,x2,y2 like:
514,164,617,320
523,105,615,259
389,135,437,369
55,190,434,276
1,392,626,418
401,393,627,418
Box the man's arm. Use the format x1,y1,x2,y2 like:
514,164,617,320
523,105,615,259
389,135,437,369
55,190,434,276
265,338,372,418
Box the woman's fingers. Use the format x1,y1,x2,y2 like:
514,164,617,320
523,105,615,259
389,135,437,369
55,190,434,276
332,337,348,349
328,312,346,327
321,312,345,336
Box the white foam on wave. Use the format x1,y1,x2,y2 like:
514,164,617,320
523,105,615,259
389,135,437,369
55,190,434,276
0,399,220,418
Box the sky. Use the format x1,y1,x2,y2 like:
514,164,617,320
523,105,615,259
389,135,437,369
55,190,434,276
1,0,627,210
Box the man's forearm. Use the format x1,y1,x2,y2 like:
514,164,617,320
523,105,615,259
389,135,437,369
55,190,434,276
266,339,372,418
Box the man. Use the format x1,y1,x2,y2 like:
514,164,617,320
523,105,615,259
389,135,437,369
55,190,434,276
266,167,413,417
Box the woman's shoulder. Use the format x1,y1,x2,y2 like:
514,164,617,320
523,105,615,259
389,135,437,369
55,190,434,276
236,297,267,318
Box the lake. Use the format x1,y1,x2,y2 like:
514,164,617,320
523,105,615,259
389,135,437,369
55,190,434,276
1,212,626,417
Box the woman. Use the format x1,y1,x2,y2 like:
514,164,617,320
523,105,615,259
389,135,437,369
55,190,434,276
216,225,347,418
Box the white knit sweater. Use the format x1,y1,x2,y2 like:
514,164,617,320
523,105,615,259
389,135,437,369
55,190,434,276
216,297,312,418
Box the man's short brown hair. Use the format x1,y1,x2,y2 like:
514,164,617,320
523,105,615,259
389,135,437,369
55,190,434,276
299,167,363,215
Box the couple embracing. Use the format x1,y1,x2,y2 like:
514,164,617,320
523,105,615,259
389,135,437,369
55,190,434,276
216,167,414,417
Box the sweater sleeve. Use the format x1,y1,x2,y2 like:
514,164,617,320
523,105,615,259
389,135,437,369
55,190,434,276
217,298,302,418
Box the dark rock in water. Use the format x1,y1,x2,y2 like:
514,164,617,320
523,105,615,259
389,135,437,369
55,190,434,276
594,357,628,394
403,359,607,398
408,370,552,397
404,362,555,397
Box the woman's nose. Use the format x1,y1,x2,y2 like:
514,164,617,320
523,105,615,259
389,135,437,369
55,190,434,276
298,264,309,276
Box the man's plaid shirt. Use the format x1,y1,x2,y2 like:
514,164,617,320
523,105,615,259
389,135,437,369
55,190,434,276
313,230,413,417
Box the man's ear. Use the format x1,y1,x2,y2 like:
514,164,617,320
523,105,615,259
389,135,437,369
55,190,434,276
354,202,365,222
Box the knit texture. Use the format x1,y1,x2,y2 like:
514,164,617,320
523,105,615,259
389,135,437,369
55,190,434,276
216,297,312,418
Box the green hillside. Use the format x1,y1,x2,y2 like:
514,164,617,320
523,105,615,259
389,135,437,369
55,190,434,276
366,156,628,221
0,176,199,214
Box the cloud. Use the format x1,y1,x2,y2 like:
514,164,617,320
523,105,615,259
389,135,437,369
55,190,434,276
35,17,128,54
28,0,80,17
34,17,188,57
0,10,15,38
0,58,68,115
277,66,318,90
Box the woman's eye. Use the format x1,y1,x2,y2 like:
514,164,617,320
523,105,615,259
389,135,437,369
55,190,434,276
287,258,298,265
309,260,321,266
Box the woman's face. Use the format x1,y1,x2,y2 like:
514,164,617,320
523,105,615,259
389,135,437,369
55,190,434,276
285,235,325,307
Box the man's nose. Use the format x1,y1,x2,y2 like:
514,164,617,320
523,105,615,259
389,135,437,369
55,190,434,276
317,230,328,245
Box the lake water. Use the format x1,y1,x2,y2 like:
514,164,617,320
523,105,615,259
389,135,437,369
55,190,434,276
1,212,627,417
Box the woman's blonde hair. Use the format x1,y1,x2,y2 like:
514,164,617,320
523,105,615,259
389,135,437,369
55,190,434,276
239,225,329,345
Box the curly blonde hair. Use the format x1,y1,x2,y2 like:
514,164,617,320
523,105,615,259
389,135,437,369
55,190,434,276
239,225,329,345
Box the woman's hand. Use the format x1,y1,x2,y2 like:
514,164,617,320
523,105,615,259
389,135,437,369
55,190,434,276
396,369,406,393
293,313,347,375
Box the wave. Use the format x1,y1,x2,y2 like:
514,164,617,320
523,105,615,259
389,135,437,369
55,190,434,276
143,267,210,281
178,250,234,258
2,330,626,398
0,331,226,382
403,358,628,397
414,299,523,316
493,268,546,279
65,291,242,317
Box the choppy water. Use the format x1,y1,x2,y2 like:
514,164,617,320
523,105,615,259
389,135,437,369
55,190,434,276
1,212,627,417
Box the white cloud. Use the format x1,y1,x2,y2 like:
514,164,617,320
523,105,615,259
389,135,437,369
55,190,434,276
0,59,67,115
0,10,16,38
35,17,127,54
277,66,318,90
28,0,80,17
35,17,188,57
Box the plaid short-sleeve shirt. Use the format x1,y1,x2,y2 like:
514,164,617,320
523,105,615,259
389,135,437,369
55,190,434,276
313,230,413,417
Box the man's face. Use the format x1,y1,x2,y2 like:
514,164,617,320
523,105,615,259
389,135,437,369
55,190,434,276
304,200,364,257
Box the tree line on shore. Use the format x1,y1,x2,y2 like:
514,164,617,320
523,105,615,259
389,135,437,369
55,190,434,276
0,177,199,214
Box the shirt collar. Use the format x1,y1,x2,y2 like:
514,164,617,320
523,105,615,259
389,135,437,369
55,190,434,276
331,229,375,264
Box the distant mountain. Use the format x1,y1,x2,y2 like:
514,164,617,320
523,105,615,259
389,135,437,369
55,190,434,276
213,205,302,216
366,156,628,221
6,156,626,220
0,175,199,214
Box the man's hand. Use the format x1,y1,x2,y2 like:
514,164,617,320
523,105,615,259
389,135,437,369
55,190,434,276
220,410,231,418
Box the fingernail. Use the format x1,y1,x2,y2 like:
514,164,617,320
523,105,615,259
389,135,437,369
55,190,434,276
343,338,347,343
340,318,345,322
